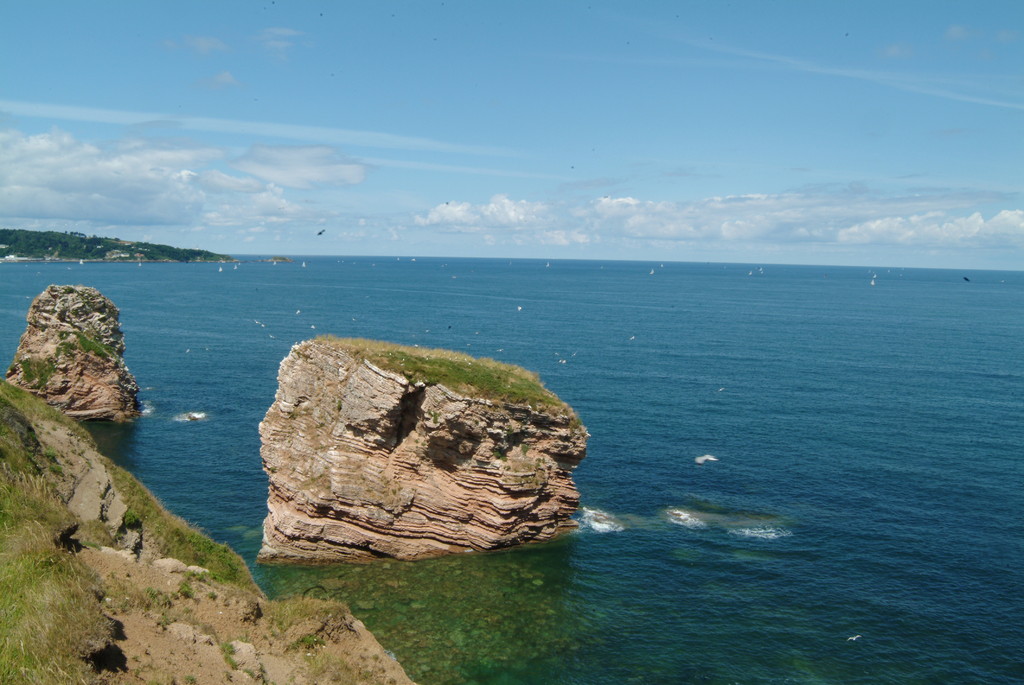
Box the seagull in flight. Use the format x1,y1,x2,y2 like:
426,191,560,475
694,455,719,465
847,635,862,641
317,229,325,235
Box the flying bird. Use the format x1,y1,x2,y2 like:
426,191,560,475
694,455,719,465
847,635,862,641
963,276,970,282
317,229,325,235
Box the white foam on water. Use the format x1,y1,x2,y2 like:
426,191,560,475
140,401,155,416
174,411,207,422
580,507,625,533
729,525,792,540
667,508,708,529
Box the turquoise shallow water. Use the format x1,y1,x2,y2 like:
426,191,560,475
2,258,1022,684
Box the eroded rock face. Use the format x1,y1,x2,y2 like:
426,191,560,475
258,339,588,562
6,285,140,421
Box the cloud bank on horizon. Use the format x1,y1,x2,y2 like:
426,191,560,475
0,1,1021,268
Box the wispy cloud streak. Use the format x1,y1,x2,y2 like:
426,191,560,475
0,100,516,156
679,38,1024,112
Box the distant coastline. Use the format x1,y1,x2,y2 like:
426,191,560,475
0,228,234,263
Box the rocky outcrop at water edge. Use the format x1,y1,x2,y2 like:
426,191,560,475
259,337,588,562
6,284,140,421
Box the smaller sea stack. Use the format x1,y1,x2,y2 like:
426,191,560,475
259,337,588,563
6,285,140,421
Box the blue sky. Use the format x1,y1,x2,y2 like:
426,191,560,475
1,1,1021,268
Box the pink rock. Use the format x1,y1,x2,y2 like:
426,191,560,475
258,338,587,562
6,285,139,421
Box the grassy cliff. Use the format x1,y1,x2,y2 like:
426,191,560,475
0,382,412,684
317,336,571,411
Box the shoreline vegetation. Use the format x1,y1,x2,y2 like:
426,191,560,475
0,228,234,263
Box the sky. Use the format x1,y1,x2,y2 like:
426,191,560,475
1,1,1022,268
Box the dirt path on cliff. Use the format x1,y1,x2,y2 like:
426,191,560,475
79,546,414,685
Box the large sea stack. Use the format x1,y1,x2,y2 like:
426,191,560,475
258,337,588,562
6,285,140,421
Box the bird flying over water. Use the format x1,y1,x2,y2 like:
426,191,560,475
694,455,719,465
317,229,325,235
847,635,862,641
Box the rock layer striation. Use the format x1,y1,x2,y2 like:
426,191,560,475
259,337,588,562
6,284,140,421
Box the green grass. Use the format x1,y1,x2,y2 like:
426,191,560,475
0,382,91,446
0,386,112,682
0,381,257,591
71,331,113,359
106,465,256,591
0,381,406,683
317,336,569,411
0,468,111,684
219,641,238,669
16,358,56,390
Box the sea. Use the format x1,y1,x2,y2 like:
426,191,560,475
2,257,1022,684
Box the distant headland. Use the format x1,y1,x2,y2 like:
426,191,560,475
0,228,234,263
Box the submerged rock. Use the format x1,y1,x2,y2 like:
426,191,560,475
6,285,140,421
258,337,588,562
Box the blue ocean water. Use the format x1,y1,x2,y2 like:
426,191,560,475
2,258,1022,684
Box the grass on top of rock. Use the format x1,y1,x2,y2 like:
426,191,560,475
317,336,569,411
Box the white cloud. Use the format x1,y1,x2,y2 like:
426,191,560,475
202,184,324,228
184,35,228,54
880,43,913,59
197,170,264,193
945,25,977,41
0,99,516,155
575,190,1024,249
838,210,1024,246
0,128,342,236
198,71,241,90
0,128,215,225
537,229,591,246
257,27,304,58
415,201,478,228
230,145,366,188
2,124,1019,260
414,194,550,232
573,189,1024,248
164,35,229,55
409,188,1022,253
678,38,1024,112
